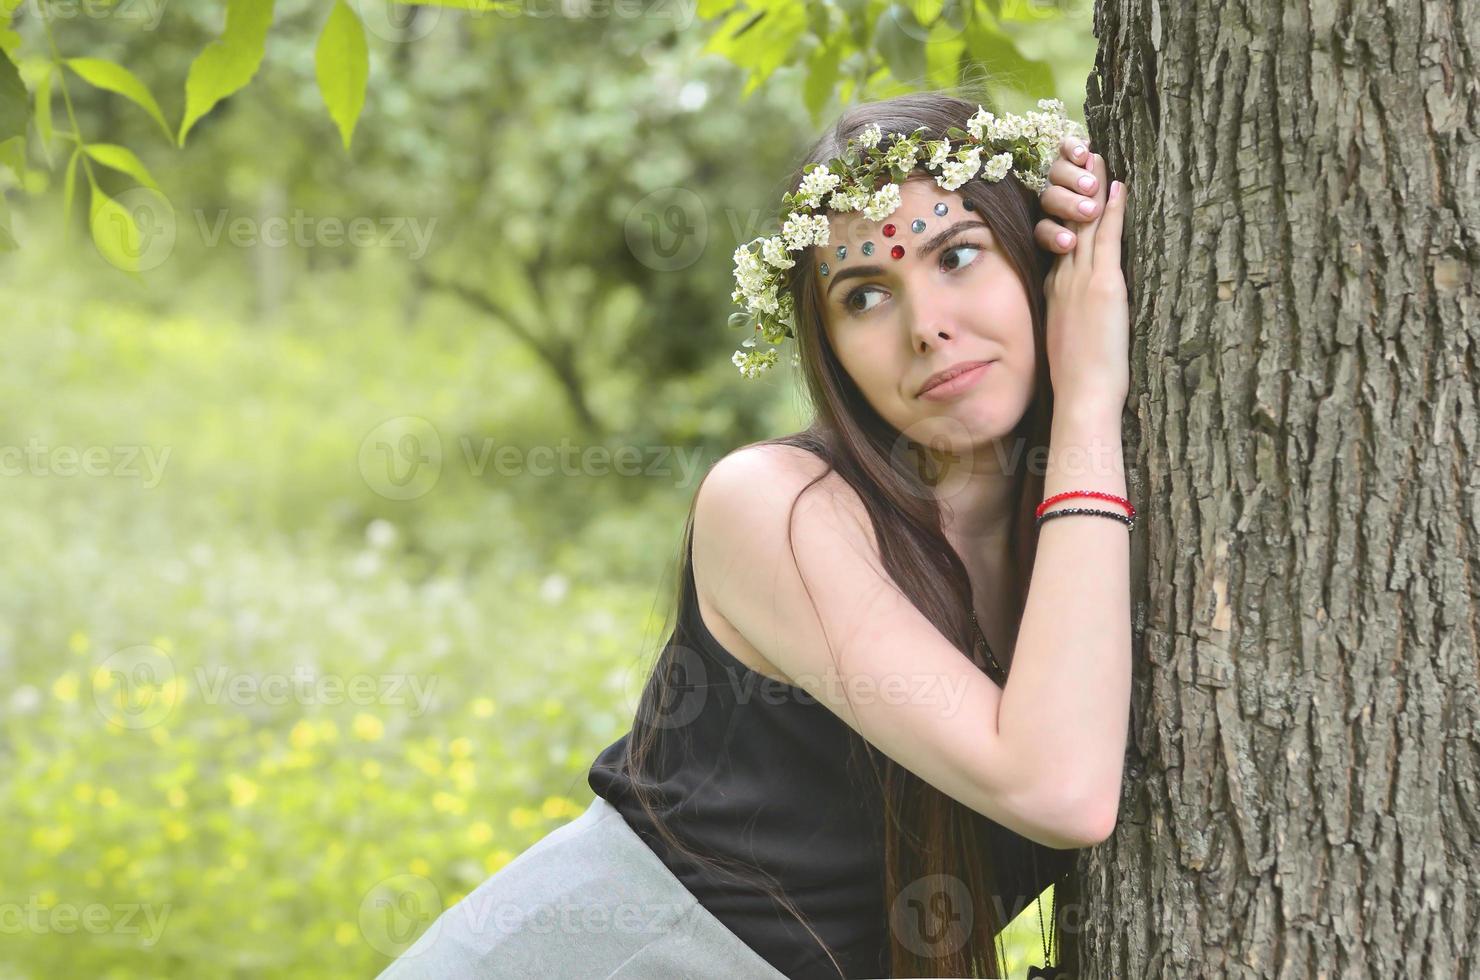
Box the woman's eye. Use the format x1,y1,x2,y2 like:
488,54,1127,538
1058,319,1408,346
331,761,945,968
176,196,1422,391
845,286,885,315
840,241,984,316
941,242,983,271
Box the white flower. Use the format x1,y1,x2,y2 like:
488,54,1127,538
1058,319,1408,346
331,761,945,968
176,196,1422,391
935,146,982,191
927,139,951,169
732,243,768,296
780,213,828,251
813,213,831,245
855,123,883,149
987,114,1025,142
982,151,1013,182
1014,169,1048,192
732,347,779,378
761,234,795,269
796,165,842,209
826,185,870,212
862,182,902,221
966,107,994,140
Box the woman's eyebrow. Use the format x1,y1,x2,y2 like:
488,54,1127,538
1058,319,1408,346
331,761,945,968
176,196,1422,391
824,219,991,298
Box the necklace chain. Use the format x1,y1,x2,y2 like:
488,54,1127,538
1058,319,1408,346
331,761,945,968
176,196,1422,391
968,610,1008,681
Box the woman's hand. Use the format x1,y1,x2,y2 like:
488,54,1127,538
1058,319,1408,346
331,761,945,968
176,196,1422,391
1042,151,1130,416
1036,136,1103,254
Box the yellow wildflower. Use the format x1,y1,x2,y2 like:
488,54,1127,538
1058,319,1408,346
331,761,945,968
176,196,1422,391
432,792,466,815
541,796,583,821
228,774,260,807
51,672,79,702
289,720,317,751
352,713,384,742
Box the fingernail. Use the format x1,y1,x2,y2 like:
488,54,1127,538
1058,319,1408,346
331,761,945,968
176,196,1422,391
1077,199,1096,215
1056,231,1073,248
1072,143,1086,159
1111,180,1124,201
1077,174,1095,191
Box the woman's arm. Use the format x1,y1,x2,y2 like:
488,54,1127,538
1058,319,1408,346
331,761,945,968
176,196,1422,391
1001,150,1134,840
696,443,1111,850
996,403,1131,844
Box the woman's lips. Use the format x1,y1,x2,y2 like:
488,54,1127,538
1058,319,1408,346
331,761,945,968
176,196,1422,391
918,362,992,400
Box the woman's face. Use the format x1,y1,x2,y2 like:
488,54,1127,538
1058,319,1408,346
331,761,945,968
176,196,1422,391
818,177,1036,457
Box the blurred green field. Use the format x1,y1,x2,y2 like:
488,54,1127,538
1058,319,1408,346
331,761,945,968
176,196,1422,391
0,3,1088,975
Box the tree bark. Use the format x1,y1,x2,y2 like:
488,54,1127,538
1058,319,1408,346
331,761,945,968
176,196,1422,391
1082,0,1479,975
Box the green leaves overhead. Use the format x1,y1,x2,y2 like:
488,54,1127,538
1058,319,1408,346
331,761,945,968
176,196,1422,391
84,143,161,193
64,57,172,142
315,0,369,151
0,47,27,144
963,15,1054,96
697,0,1076,125
873,5,927,86
87,182,144,273
702,0,809,98
178,0,276,147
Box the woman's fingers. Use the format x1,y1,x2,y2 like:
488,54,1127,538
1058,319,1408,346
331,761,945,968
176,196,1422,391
1047,154,1099,199
1094,178,1127,272
1035,217,1077,254
1059,134,1090,167
1040,184,1101,225
1073,154,1109,264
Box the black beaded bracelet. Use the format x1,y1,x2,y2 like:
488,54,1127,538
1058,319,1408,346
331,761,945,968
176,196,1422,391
1035,506,1136,531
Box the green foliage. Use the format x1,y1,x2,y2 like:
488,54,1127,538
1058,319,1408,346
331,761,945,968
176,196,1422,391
178,0,275,147
699,0,1083,124
314,0,368,151
64,56,171,141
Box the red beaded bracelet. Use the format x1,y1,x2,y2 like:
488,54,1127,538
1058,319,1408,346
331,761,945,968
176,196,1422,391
1036,490,1136,520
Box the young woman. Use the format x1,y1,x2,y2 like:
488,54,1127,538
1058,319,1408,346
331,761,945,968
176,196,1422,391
378,90,1130,980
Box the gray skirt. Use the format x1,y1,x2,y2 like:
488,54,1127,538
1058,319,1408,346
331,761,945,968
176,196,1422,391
375,794,790,980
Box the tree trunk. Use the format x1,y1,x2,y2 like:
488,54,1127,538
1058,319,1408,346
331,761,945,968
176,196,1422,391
1082,0,1479,975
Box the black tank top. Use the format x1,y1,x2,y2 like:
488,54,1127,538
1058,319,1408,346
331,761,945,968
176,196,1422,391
588,526,1071,979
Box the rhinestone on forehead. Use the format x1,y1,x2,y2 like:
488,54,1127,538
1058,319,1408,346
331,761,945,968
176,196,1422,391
861,241,875,256
934,202,949,216
911,218,926,233
819,261,829,276
835,245,847,260
890,244,904,259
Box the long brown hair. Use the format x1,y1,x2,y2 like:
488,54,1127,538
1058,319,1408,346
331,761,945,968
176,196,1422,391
620,88,1081,978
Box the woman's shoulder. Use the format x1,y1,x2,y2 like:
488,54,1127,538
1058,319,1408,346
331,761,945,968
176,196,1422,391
701,439,859,514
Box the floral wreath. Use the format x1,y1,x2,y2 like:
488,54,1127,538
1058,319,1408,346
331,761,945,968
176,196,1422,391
729,98,1084,378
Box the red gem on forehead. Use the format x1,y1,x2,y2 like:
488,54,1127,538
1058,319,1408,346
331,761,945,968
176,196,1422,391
882,223,896,237
890,244,905,259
